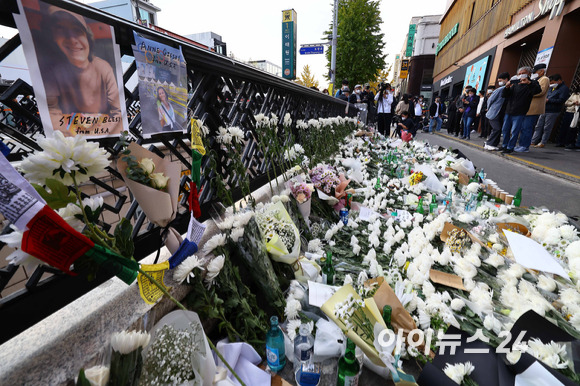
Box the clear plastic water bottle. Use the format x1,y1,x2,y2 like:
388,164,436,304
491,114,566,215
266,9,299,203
294,323,320,385
266,316,286,372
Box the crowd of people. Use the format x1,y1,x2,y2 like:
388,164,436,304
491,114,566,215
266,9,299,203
333,79,433,142
330,65,579,152
445,63,580,153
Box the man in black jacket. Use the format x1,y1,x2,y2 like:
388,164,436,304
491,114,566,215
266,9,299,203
428,96,446,134
500,67,542,153
531,74,570,148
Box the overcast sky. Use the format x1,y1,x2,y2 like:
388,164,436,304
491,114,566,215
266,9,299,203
0,0,448,87
152,0,447,88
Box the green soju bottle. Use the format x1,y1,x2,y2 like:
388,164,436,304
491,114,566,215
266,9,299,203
337,338,360,386
266,316,286,372
382,305,394,330
375,176,381,190
416,196,425,215
514,188,522,207
321,251,335,285
429,195,438,214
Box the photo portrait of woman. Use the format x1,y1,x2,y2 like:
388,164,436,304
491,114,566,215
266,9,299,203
156,86,176,131
16,0,127,137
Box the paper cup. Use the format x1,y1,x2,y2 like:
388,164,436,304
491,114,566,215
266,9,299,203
505,195,514,205
500,191,507,201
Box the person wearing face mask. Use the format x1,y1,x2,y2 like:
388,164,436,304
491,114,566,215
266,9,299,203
559,86,580,149
484,73,510,150
335,79,349,98
500,67,542,154
428,96,446,134
532,74,570,148
461,88,479,139
375,82,394,136
474,90,486,138
513,63,550,152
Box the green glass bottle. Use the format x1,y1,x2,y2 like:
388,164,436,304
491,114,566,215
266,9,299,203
416,196,425,215
346,193,352,210
429,195,438,214
375,176,381,190
321,251,335,285
337,338,360,386
514,188,522,207
382,305,394,330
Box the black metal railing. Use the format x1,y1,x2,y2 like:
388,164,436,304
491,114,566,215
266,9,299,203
0,0,356,343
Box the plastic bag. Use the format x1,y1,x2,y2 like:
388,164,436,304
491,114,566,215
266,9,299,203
313,318,346,360
451,158,475,177
413,163,445,193
142,310,216,386
261,201,301,265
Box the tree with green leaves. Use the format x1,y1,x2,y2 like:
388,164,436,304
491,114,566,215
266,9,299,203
325,0,386,88
295,65,320,88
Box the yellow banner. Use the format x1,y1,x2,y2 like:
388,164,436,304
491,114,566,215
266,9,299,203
138,261,171,305
191,118,206,155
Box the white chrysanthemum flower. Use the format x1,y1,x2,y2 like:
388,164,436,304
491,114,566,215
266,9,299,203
204,254,225,287
506,350,522,365
173,255,204,284
450,298,465,311
357,270,369,286
283,113,292,127
228,126,245,143
20,131,110,185
216,127,232,144
0,226,43,271
537,275,557,293
203,233,227,254
83,365,110,386
216,216,234,230
285,297,301,320
484,253,504,268
287,319,302,341
57,203,85,232
230,227,245,242
110,330,150,354
233,211,254,228
343,274,353,286
565,240,580,261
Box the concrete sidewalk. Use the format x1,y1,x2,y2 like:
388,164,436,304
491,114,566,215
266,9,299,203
419,129,580,185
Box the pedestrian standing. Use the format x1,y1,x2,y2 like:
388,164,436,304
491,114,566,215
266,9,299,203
374,83,394,136
480,87,493,138
461,88,479,139
500,67,542,154
395,94,410,124
514,63,549,152
335,79,349,98
563,87,580,150
484,73,510,150
414,96,424,131
532,74,569,148
428,96,445,134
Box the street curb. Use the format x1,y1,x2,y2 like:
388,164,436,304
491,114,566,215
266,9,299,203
432,132,580,186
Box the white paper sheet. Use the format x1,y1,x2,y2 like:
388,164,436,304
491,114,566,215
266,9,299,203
358,206,380,222
514,361,564,386
308,280,340,308
394,209,413,223
503,230,570,280
187,212,206,245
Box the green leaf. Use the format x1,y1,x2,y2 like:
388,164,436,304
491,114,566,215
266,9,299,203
114,218,135,259
76,369,91,386
32,179,77,210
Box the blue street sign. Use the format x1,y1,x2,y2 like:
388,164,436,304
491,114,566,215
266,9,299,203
299,46,324,55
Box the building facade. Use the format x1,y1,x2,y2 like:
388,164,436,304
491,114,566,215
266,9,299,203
186,32,227,56
247,60,282,77
91,0,160,26
433,0,580,100
395,15,442,101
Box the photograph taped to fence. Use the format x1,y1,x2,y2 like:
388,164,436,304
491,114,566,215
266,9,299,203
132,32,188,137
14,0,128,138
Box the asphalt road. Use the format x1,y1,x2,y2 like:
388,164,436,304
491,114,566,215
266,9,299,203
415,132,580,226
